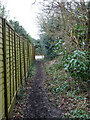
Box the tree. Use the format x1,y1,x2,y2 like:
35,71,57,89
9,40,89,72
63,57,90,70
35,39,43,55
0,1,9,19
37,0,89,59
9,20,32,42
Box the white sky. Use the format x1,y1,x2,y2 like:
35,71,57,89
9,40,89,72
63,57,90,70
1,0,40,39
1,0,89,39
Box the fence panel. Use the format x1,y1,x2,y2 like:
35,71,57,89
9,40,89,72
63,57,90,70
0,16,5,120
0,17,35,120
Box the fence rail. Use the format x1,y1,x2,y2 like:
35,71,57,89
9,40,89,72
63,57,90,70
0,16,35,120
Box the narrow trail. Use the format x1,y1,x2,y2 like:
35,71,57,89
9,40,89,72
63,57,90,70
24,60,62,119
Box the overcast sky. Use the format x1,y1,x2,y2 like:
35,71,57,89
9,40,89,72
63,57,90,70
1,0,40,39
1,0,89,39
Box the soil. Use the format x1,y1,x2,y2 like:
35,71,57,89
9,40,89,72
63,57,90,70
11,60,63,119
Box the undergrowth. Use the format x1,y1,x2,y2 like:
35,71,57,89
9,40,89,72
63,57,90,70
44,57,90,119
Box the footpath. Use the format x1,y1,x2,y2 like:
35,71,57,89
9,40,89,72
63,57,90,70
12,60,63,119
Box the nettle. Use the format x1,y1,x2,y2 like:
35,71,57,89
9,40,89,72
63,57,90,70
63,50,89,81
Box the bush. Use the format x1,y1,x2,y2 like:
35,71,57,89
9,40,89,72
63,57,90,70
63,50,89,81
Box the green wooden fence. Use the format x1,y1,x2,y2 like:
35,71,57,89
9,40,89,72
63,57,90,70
0,16,35,120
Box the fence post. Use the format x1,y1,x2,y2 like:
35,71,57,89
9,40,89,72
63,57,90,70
2,18,8,119
14,32,17,95
19,37,22,85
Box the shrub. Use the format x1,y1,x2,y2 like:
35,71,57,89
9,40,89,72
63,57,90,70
63,50,89,81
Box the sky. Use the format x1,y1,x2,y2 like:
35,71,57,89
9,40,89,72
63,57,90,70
1,0,89,39
1,0,41,39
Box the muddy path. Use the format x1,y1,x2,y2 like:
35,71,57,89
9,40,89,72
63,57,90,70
12,60,63,119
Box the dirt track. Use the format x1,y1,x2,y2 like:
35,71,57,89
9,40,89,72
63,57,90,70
12,60,63,119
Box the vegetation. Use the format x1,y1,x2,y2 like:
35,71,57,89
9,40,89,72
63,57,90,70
44,57,89,119
9,20,33,42
38,1,90,83
0,0,90,119
0,1,9,19
34,39,43,55
38,0,90,119
38,0,89,59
